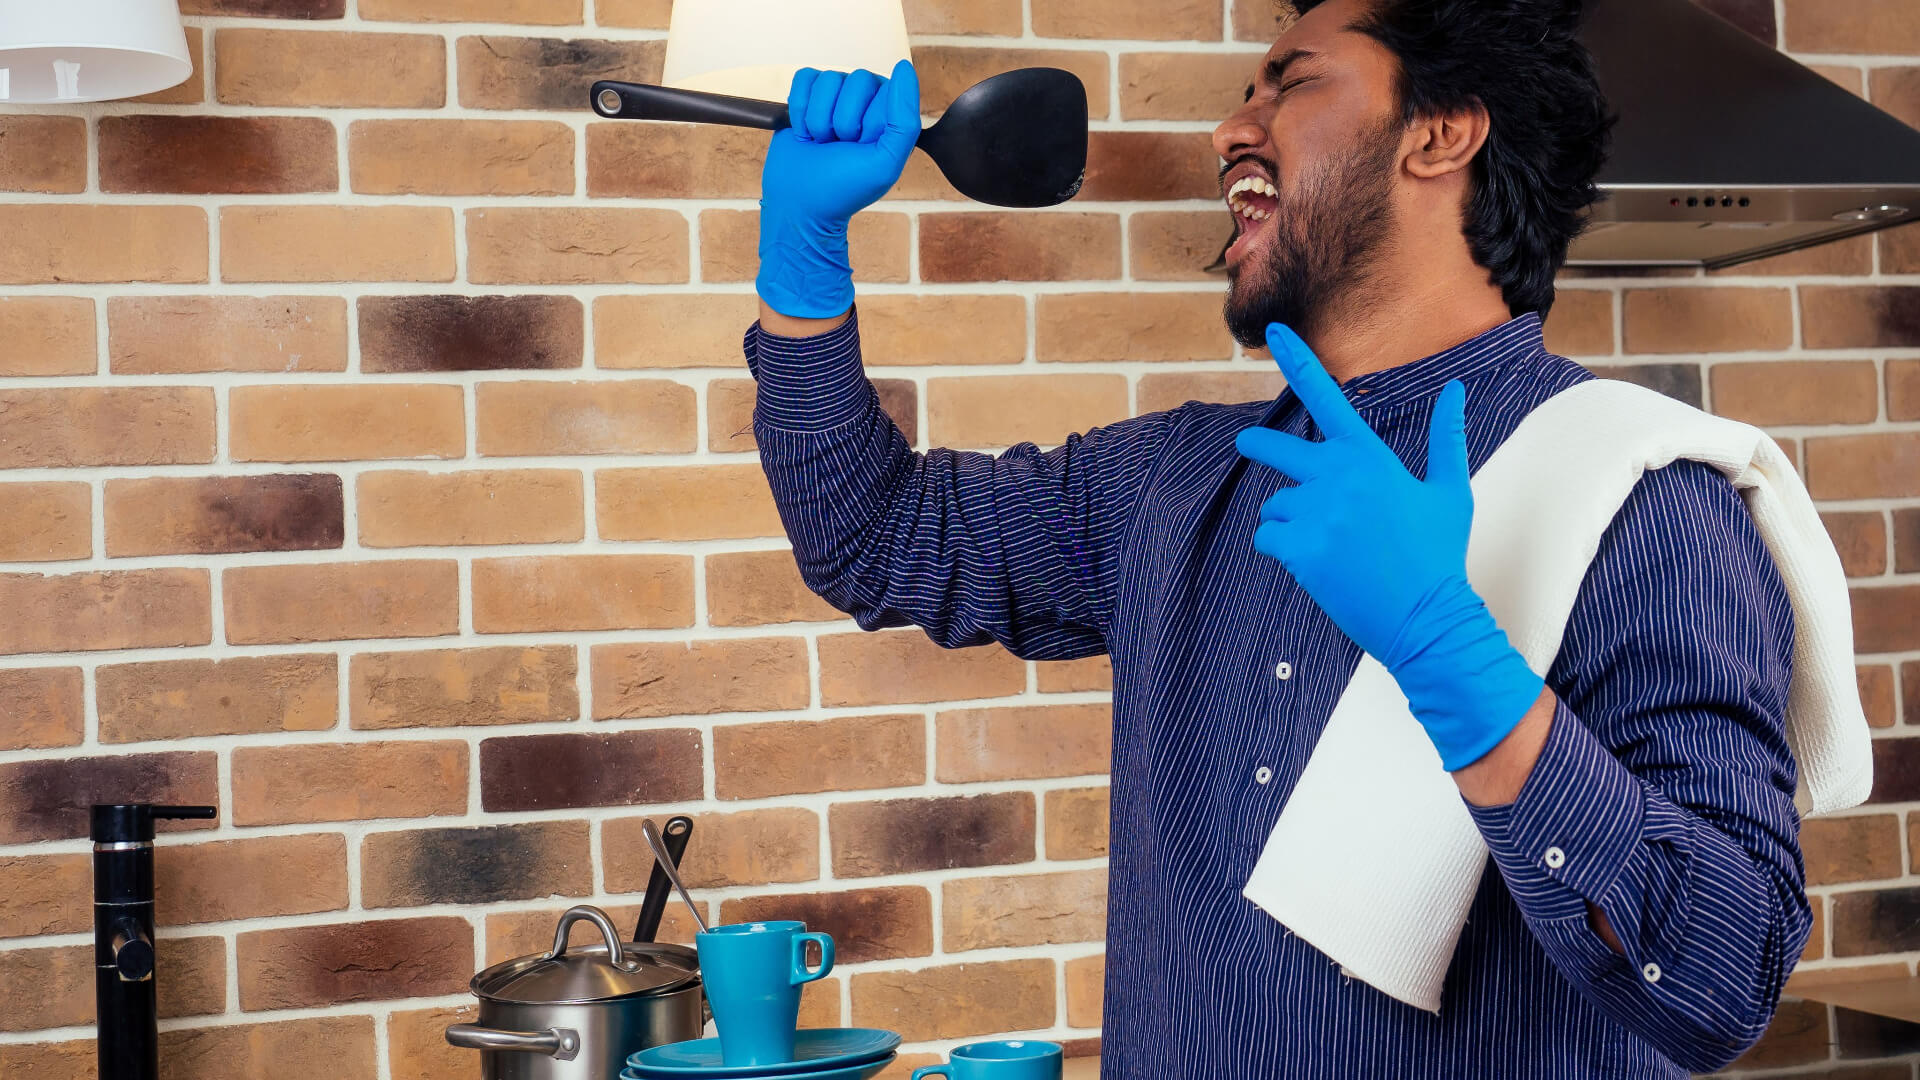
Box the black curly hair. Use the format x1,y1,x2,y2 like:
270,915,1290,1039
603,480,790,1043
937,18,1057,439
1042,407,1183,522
1291,0,1613,315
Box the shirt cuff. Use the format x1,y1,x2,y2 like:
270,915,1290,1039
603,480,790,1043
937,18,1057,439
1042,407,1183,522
1467,698,1647,917
742,310,874,432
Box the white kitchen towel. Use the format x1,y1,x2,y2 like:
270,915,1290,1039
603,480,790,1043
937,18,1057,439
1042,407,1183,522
1241,378,1873,1014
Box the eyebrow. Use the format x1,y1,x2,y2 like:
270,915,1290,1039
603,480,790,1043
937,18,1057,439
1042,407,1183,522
1261,48,1319,90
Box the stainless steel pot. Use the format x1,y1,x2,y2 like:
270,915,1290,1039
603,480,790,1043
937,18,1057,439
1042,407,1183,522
448,905,706,1080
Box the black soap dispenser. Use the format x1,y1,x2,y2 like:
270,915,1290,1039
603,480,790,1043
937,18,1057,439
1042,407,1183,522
92,803,217,1080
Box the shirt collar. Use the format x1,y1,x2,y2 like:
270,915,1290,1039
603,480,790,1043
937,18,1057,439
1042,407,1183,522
1257,313,1549,426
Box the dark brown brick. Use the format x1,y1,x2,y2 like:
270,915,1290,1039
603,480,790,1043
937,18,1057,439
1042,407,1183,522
100,116,337,194
0,853,91,939
1079,132,1218,201
831,793,1036,878
479,729,703,812
1836,1006,1920,1059
1586,364,1704,409
1906,663,1920,727
1860,665,1896,729
458,36,662,110
1831,886,1920,956
1803,286,1920,349
158,1017,376,1080
1693,0,1776,43
361,820,591,907
1802,814,1903,885
351,644,579,729
1823,511,1888,579
159,937,227,1019
182,0,343,14
1728,997,1826,1069
719,887,933,964
1868,737,1920,803
914,45,1111,119
715,714,925,800
1853,585,1920,654
97,655,337,743
0,752,216,844
156,834,349,925
0,667,84,751
238,916,471,1010
1895,508,1920,573
359,295,582,372
105,474,343,557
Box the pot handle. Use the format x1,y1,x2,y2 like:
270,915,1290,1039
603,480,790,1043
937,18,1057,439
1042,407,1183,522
446,1023,582,1061
548,904,625,967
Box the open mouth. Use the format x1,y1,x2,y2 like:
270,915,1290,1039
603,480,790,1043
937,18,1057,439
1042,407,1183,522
1224,172,1281,267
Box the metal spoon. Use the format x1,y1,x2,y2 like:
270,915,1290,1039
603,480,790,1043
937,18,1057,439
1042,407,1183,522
642,817,709,934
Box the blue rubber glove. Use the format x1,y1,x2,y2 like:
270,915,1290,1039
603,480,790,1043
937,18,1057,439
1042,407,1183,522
1235,323,1545,771
756,61,921,319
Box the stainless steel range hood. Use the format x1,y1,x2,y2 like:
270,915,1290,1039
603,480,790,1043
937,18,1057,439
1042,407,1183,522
1569,0,1920,269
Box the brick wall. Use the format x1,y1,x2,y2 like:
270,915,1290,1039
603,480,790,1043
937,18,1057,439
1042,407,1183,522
0,0,1915,1076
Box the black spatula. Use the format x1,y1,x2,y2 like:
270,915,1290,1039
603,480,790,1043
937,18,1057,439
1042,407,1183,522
589,68,1088,208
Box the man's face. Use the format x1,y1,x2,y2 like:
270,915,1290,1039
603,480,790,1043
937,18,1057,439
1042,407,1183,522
1213,0,1410,346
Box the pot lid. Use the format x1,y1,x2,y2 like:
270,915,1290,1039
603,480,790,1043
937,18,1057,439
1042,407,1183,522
474,906,699,1006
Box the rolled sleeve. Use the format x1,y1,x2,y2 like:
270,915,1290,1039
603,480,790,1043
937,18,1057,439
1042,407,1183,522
744,312,874,432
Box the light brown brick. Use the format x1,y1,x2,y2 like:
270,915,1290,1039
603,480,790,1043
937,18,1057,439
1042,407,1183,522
0,116,87,193
596,465,782,540
606,808,819,890
944,869,1108,951
1082,132,1220,201
1543,290,1616,357
1806,434,1920,499
239,916,471,1010
596,0,669,27
595,294,758,368
722,888,933,965
1802,286,1920,349
1038,655,1113,693
1783,0,1920,53
1860,664,1896,729
0,570,210,655
351,645,578,729
1035,0,1219,38
104,474,344,557
1901,511,1920,574
938,704,1113,782
832,792,1036,877
0,388,214,468
922,213,1122,282
1039,293,1233,363
929,374,1130,449
387,1005,478,1080
1137,372,1284,414
0,667,84,751
0,483,89,562
1873,66,1920,129
852,960,1054,1042
1710,235,1874,277
1130,211,1229,281
1622,288,1793,354
232,741,468,825
1046,786,1110,860
230,384,464,462
587,123,765,198
1066,955,1105,1028
473,554,694,632
363,0,579,20
906,0,1021,34
477,379,697,455
363,820,591,907
217,28,446,107
698,209,910,284
350,119,574,196
0,297,95,375
99,116,338,195
224,560,459,644
485,901,699,959
706,549,844,626
131,25,206,104
0,853,90,939
1236,0,1298,40
716,713,925,799
159,936,227,1019
1803,896,1825,962
705,378,917,455
820,629,1026,707
457,35,662,110
0,945,109,1032
1712,361,1879,426
1802,814,1903,885
591,637,809,719
915,46,1112,119
222,206,455,283
156,834,348,925
1120,52,1264,120
1823,511,1889,579
0,206,206,285
109,296,348,374
467,207,689,284
1728,997,1826,1070
160,1017,376,1080
358,469,584,547
859,295,1029,365
97,655,337,744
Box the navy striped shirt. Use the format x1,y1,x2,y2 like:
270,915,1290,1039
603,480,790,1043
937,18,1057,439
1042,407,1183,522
745,312,1807,1078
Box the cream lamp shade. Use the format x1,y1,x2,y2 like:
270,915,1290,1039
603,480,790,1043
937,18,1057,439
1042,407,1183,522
0,0,191,103
662,0,912,103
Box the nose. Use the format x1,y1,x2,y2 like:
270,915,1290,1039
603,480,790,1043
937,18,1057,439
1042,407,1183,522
1214,95,1269,164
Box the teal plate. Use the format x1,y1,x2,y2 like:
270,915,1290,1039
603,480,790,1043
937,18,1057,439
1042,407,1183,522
624,1051,894,1080
628,1029,901,1078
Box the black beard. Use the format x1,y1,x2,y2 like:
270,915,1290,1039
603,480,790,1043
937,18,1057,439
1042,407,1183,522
1224,120,1402,348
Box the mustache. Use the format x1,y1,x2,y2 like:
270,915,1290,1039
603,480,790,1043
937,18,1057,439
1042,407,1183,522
1218,153,1280,194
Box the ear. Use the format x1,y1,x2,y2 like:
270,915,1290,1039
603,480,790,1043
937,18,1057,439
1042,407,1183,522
1403,100,1490,180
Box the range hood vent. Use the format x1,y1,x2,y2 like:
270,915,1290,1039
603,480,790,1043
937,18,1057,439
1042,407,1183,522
1570,0,1920,269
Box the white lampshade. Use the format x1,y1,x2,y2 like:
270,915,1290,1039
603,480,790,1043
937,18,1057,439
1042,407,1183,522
663,0,911,103
0,0,191,104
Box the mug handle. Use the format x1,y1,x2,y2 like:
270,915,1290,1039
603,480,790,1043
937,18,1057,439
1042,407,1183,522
790,931,835,985
911,1068,953,1080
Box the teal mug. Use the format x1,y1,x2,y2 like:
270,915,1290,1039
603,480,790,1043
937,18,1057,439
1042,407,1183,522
912,1040,1063,1080
694,921,835,1066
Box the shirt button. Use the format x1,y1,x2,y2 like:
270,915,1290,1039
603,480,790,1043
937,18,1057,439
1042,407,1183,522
1642,963,1662,984
1255,766,1273,785
1543,846,1567,870
1275,661,1293,681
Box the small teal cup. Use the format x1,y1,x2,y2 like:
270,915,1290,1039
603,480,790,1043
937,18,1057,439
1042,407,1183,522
694,920,835,1066
911,1040,1063,1080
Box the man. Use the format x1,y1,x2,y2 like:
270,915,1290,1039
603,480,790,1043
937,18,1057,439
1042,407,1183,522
744,0,1808,1075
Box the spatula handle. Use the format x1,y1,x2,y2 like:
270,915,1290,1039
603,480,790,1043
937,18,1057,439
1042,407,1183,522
591,80,791,130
